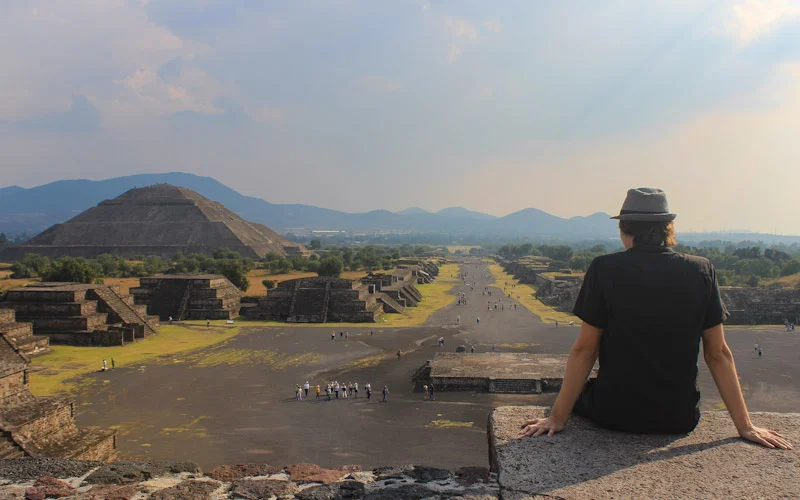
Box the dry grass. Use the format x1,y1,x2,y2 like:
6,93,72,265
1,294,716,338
0,277,34,294
101,277,141,295
763,272,800,288
488,264,581,325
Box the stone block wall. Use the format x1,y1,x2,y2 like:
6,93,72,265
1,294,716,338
720,287,800,325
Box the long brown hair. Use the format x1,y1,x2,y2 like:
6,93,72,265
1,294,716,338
619,220,677,247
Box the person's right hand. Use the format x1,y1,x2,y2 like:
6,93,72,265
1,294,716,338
739,426,793,450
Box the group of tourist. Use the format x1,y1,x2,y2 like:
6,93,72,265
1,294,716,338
100,358,115,371
295,381,390,402
329,329,376,341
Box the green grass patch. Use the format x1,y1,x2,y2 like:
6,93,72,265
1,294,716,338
29,322,243,396
426,420,474,428
488,264,580,325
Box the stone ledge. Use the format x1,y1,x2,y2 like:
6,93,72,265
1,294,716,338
489,406,799,500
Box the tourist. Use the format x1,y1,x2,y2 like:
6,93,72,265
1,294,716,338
303,381,310,397
342,384,348,398
396,350,401,360
491,344,495,352
346,331,349,340
471,345,475,353
457,315,460,325
423,384,429,400
429,384,436,401
331,331,335,341
340,331,343,339
519,188,793,451
758,348,763,358
168,316,173,324
371,329,374,336
366,383,372,400
101,359,107,372
354,382,358,397
326,385,331,400
295,385,302,401
335,382,340,399
382,385,389,402
476,317,480,325
555,320,558,328
439,336,445,347
316,385,321,399
754,343,759,351
111,358,115,369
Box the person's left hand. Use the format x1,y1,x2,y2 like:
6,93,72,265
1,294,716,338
520,417,566,437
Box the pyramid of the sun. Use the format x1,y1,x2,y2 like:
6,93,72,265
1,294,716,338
1,184,299,260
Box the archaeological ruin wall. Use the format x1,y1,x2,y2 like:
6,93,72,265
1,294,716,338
131,274,243,321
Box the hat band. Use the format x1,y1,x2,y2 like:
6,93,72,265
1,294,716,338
619,209,668,215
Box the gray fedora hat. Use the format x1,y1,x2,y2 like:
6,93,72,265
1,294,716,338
611,187,676,221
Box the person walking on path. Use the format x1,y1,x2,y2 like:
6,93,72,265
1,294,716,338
457,315,460,325
335,383,340,399
758,348,763,358
316,385,321,399
111,358,115,370
396,350,401,360
303,381,310,397
423,384,429,400
326,385,331,400
520,188,792,451
295,385,302,401
476,317,480,325
429,384,436,401
382,385,389,402
102,359,107,372
331,330,335,341
366,383,372,400
206,319,210,328
471,345,475,353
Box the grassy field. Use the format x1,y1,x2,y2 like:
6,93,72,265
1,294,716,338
488,263,580,325
763,272,800,288
29,322,243,397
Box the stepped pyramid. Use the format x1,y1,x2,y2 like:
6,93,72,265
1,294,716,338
1,184,302,260
0,333,117,461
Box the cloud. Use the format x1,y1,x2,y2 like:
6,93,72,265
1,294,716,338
113,66,226,117
727,0,800,45
447,44,463,64
444,17,478,41
13,95,101,134
482,20,504,33
360,76,404,93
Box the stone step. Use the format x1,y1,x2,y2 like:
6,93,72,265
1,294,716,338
0,434,26,460
0,321,34,338
489,406,800,499
6,334,50,357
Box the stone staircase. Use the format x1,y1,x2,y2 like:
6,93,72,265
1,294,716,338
488,378,542,394
321,282,332,323
90,286,157,337
0,309,49,357
376,293,405,314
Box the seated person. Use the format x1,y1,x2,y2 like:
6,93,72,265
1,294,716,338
521,188,792,450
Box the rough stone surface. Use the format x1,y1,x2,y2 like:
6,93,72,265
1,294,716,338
0,458,100,482
205,463,280,482
490,406,800,500
231,478,298,499
83,461,200,485
0,459,499,500
149,479,221,500
285,464,347,484
295,481,366,500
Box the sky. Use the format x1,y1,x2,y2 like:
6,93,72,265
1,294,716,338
1,0,800,233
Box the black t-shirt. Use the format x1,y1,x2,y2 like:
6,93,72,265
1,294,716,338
572,245,729,433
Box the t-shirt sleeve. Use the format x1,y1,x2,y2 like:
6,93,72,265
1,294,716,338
572,259,608,329
703,264,730,330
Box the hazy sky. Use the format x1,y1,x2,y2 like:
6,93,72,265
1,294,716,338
1,1,799,233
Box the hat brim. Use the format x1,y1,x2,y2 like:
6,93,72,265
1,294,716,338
611,213,676,221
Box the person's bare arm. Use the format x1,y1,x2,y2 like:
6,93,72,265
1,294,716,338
520,322,602,437
702,323,793,450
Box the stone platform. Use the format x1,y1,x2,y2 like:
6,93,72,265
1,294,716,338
489,406,799,499
428,353,580,393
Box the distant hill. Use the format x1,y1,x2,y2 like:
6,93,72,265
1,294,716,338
397,207,430,216
13,172,794,242
436,207,497,220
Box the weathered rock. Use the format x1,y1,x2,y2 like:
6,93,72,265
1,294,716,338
149,479,221,500
82,484,140,500
295,481,366,500
407,465,451,483
23,477,74,499
455,345,467,353
363,484,443,500
346,472,376,484
285,464,346,484
490,406,800,500
83,461,200,485
336,465,363,473
205,463,280,482
231,479,298,499
371,466,412,480
454,466,490,486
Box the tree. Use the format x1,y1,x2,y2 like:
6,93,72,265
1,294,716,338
42,257,96,283
262,279,276,290
217,260,250,291
11,253,51,278
781,259,800,277
309,239,322,250
318,255,344,277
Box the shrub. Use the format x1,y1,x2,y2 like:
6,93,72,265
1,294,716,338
318,255,344,277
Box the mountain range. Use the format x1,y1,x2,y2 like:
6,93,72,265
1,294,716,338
6,172,794,244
